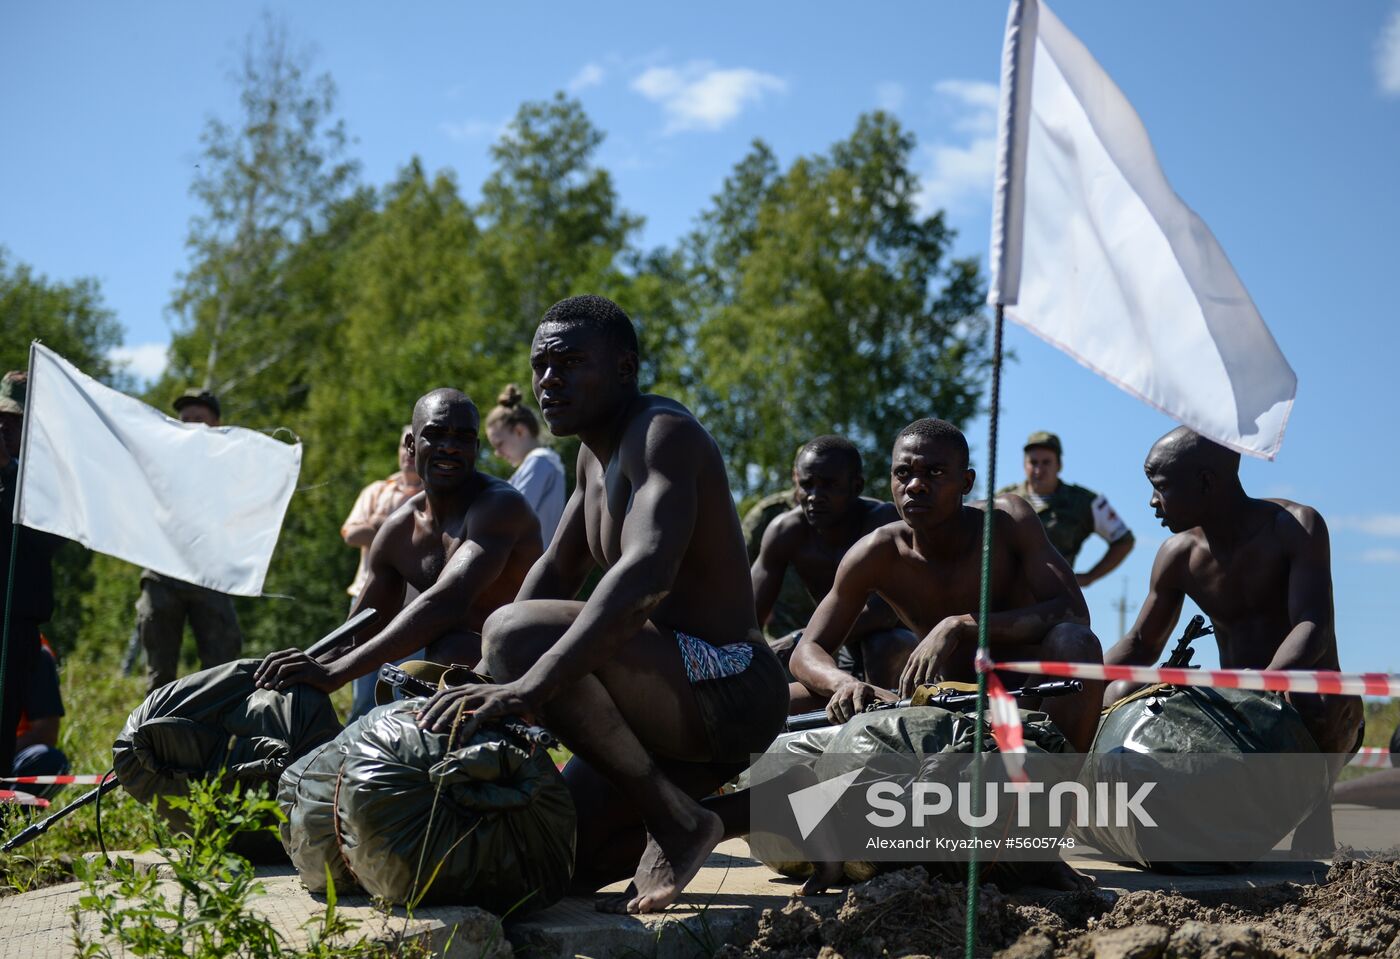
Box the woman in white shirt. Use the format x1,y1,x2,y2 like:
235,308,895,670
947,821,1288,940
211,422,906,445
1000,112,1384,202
485,384,566,545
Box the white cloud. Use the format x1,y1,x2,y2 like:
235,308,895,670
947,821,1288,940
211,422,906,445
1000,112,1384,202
876,81,905,112
1334,514,1400,537
438,118,504,142
631,61,786,133
569,62,606,92
1361,547,1400,564
1379,5,1400,96
915,79,1000,215
108,342,168,383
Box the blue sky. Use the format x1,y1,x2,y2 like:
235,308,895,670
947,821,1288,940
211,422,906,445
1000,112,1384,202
4,2,1400,671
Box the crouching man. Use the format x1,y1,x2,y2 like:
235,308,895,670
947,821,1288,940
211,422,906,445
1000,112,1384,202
790,417,1104,749
419,296,789,915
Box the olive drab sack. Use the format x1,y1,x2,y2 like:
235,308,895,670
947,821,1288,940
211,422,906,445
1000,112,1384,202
281,700,575,914
1076,685,1329,873
112,659,342,862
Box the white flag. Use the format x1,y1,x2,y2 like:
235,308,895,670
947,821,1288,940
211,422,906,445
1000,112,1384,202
14,343,301,596
988,0,1295,459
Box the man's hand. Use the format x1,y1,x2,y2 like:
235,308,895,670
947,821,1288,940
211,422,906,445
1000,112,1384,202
254,648,345,693
416,681,540,738
898,616,970,696
826,679,897,724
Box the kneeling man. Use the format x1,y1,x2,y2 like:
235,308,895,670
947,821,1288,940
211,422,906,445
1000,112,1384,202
419,296,788,914
255,389,542,693
1105,427,1363,851
790,418,1104,753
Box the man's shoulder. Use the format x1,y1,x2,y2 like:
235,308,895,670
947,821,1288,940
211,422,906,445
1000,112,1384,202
758,507,807,553
625,394,705,440
1261,497,1328,544
859,519,908,556
994,481,1028,497
621,394,718,467
474,473,534,512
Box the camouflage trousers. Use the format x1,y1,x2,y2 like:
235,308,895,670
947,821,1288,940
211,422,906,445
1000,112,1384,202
137,572,243,693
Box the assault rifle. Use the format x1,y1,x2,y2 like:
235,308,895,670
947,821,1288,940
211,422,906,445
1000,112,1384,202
1162,613,1213,669
377,662,558,749
784,679,1083,732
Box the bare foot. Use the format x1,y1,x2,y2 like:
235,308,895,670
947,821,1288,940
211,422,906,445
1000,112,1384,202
599,808,724,914
798,861,844,896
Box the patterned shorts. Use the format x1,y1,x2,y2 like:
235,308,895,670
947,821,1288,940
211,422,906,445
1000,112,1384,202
675,629,754,683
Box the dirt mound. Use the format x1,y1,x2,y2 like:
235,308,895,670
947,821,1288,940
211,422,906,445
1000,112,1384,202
719,855,1400,959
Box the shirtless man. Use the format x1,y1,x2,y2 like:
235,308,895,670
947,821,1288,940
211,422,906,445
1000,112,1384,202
752,435,917,710
254,389,542,694
789,418,1103,751
417,295,789,915
1103,427,1363,851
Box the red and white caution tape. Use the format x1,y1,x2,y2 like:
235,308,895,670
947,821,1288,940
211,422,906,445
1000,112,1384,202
984,671,1029,783
994,661,1400,698
974,649,1029,782
0,789,50,808
1350,747,1396,768
0,773,115,785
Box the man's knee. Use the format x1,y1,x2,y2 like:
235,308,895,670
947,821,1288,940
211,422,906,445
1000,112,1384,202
480,602,565,680
1041,623,1102,664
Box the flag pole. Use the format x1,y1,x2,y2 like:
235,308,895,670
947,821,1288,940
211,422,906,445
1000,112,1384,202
965,304,1005,959
0,342,36,766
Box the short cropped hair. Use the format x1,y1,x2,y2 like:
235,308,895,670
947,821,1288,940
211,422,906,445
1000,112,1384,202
797,435,863,477
893,418,969,467
539,295,639,356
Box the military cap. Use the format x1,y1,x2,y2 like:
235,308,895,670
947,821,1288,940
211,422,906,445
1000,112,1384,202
172,388,221,419
1023,431,1063,457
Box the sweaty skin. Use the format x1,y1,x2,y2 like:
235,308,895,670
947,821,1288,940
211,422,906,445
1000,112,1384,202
417,315,782,916
788,429,1103,894
1104,427,1362,853
254,392,541,693
752,447,915,704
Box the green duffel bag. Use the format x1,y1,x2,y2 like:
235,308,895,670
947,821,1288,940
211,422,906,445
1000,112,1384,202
277,711,376,895
815,696,1070,885
333,700,575,914
113,659,342,862
1075,684,1328,873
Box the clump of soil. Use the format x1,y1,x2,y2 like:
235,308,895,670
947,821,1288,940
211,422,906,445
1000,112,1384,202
718,853,1400,959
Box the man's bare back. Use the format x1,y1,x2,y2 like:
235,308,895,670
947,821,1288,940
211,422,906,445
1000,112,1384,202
255,389,541,694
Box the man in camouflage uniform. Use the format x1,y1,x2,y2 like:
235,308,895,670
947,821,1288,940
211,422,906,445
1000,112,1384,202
997,431,1134,589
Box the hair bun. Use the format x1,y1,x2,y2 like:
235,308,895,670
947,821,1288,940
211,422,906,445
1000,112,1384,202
497,384,523,408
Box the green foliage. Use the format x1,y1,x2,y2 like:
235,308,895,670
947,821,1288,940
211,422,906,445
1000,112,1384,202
162,12,359,413
0,247,126,385
684,112,989,498
43,24,989,814
70,777,378,959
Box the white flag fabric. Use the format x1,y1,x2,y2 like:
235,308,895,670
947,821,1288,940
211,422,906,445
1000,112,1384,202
988,0,1295,459
14,343,301,596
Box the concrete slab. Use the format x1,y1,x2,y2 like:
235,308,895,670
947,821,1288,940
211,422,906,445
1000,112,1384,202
1,856,511,959
3,834,1365,959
